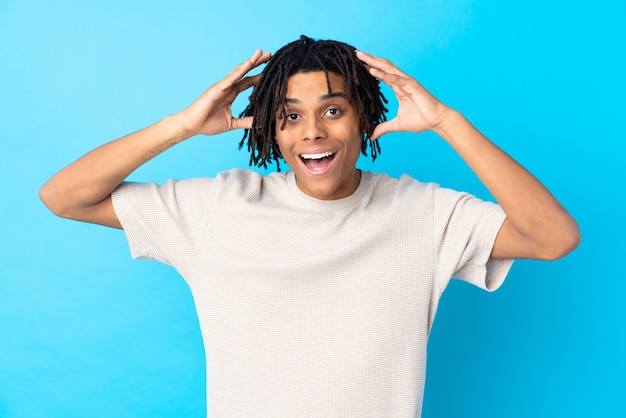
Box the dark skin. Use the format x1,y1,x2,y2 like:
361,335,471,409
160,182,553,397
40,48,580,260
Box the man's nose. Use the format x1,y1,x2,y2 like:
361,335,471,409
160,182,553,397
302,117,325,142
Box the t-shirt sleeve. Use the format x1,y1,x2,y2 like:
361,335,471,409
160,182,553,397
433,185,514,293
111,178,215,275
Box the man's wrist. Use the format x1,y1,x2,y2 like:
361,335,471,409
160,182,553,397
432,108,464,138
161,114,195,145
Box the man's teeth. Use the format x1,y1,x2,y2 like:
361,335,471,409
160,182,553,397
300,151,335,160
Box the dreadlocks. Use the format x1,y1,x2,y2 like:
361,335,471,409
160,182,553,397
239,35,388,170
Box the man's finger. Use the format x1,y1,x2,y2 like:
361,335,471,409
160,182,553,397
234,74,261,93
230,116,253,131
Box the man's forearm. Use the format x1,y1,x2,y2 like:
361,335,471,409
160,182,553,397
433,109,579,259
40,114,190,219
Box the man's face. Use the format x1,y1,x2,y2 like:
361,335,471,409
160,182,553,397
275,71,363,200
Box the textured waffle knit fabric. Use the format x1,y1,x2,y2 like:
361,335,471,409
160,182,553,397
112,168,513,418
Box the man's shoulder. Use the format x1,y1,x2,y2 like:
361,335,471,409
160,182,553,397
207,168,291,201
367,171,436,194
215,168,286,183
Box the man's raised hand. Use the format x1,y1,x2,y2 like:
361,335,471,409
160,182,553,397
177,49,271,137
356,50,450,140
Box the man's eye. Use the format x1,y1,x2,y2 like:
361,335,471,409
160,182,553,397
326,108,341,116
287,113,299,120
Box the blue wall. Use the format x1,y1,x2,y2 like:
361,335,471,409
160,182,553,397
1,0,624,416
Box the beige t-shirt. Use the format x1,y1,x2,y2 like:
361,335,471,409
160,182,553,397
112,168,513,418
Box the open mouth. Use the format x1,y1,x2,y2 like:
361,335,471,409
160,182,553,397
299,151,337,171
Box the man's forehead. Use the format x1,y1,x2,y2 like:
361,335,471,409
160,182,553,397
285,71,348,98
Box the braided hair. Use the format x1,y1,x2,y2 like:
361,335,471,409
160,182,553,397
239,35,388,170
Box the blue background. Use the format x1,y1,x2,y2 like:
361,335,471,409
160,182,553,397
1,0,624,417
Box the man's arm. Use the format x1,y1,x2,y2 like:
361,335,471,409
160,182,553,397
40,50,271,229
39,117,190,228
432,110,579,260
356,50,580,261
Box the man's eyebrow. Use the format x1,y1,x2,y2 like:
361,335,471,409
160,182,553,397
284,92,349,104
319,92,348,101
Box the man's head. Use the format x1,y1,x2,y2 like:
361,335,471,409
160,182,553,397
239,35,388,170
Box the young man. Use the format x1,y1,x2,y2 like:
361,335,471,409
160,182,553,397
40,36,580,417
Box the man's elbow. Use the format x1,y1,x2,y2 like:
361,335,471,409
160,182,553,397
40,182,58,214
39,181,71,219
540,219,581,261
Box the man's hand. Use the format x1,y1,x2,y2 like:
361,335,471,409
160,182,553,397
177,49,271,137
356,50,450,139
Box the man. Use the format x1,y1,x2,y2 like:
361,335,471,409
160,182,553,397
40,36,579,417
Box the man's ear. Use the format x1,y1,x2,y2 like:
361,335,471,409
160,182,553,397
359,119,367,134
